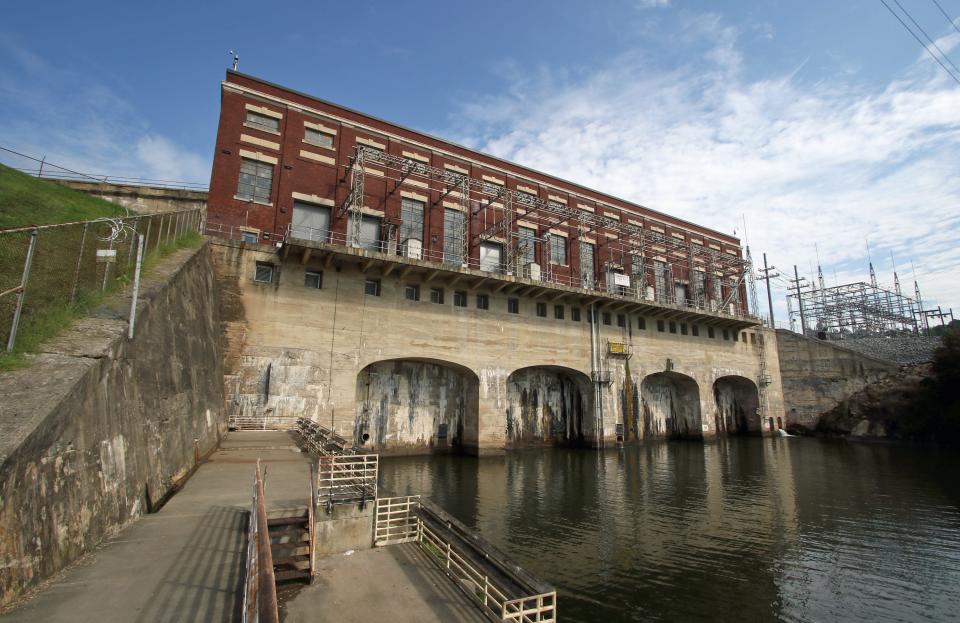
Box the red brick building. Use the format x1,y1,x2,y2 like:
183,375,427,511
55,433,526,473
208,70,748,313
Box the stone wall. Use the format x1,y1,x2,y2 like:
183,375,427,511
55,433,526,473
821,336,942,365
0,244,224,607
775,329,898,431
53,180,207,216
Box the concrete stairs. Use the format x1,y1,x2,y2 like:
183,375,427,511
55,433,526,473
267,506,313,583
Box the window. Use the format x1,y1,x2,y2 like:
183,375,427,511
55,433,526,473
571,307,581,322
443,208,465,266
304,271,322,289
254,262,274,284
669,321,677,334
237,157,273,203
680,323,688,335
454,290,467,307
692,325,700,337
750,333,756,344
654,260,671,303
304,127,334,149
616,314,626,328
554,305,564,320
365,279,381,296
400,198,425,246
733,331,740,342
508,298,519,314
657,319,665,332
476,293,489,310
430,288,445,304
722,329,730,341
241,231,258,244
405,284,420,301
536,302,547,317
638,317,646,330
708,327,715,339
548,234,567,265
518,226,537,267
742,332,748,342
245,111,280,133
602,312,611,326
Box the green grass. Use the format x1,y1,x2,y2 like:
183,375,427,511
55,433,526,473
0,229,203,371
0,164,126,229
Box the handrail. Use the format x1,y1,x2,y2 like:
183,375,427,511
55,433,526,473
243,459,279,623
375,496,557,622
295,418,378,510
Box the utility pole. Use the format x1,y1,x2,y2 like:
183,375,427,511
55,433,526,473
758,253,779,328
789,265,809,336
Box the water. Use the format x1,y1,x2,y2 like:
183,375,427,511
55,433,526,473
378,438,960,622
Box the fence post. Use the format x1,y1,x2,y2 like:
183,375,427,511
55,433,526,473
7,229,39,352
101,237,114,292
165,212,173,246
128,234,145,339
70,223,88,304
144,218,152,256
446,542,451,569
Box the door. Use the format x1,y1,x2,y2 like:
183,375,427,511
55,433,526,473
291,201,331,242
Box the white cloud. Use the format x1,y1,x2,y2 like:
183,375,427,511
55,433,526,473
0,35,209,186
637,0,671,8
452,15,960,322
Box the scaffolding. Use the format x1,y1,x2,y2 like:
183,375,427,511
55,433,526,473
335,146,751,315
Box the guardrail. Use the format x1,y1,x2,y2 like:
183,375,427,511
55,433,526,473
243,460,279,623
375,496,557,622
295,417,378,510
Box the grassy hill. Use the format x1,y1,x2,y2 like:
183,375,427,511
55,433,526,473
0,164,126,229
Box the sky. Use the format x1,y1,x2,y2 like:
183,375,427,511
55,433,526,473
1,0,959,325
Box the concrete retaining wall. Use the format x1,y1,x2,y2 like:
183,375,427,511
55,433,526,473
776,329,898,431
0,244,225,607
53,180,207,216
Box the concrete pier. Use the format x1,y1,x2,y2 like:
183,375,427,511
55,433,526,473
0,432,485,622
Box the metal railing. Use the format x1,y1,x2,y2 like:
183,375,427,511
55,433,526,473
1,208,203,352
1,145,207,191
375,496,557,622
243,460,279,623
295,417,378,510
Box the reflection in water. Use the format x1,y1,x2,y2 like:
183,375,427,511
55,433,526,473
379,438,960,623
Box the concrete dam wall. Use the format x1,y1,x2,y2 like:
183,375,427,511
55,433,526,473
776,329,899,432
0,244,225,606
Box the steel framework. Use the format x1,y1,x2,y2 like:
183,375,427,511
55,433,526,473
337,146,750,313
789,280,922,337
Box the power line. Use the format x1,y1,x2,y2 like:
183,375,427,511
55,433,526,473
879,0,960,86
893,0,960,76
930,0,960,36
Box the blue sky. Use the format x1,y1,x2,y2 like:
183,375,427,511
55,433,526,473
2,0,959,322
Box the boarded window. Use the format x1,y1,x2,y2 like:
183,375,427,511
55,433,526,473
580,241,595,289
304,271,322,289
479,241,503,273
291,201,331,241
348,213,381,251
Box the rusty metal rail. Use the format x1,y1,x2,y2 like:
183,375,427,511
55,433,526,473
243,460,279,623
375,496,557,622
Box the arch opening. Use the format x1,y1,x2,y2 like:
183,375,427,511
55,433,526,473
641,372,703,439
355,358,478,455
713,375,761,436
506,366,593,447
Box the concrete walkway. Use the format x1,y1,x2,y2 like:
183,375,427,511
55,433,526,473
0,432,489,623
0,432,309,623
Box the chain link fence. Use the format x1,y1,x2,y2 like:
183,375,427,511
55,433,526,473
0,208,203,353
